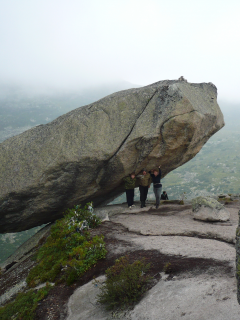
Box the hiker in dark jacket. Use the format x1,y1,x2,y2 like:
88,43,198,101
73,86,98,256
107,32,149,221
123,173,136,209
161,191,169,200
137,169,151,208
149,166,162,209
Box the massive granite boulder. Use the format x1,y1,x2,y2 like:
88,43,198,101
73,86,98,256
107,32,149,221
0,79,224,232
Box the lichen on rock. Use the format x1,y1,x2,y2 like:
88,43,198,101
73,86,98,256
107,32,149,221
192,196,230,222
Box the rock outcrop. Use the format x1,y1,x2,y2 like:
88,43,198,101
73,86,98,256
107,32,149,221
0,80,224,232
1,201,239,317
192,196,230,222
236,210,240,304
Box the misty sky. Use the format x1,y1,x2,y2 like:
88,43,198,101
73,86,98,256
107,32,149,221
0,0,240,102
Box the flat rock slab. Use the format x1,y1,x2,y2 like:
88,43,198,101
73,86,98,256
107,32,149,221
129,236,235,263
1,202,239,317
110,204,238,244
67,276,108,320
129,275,240,320
65,202,238,319
67,274,240,320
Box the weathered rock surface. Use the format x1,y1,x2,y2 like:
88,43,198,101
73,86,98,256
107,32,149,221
1,201,238,317
67,274,239,320
0,80,224,232
192,196,230,222
66,202,239,320
109,202,237,244
0,224,51,306
236,209,240,304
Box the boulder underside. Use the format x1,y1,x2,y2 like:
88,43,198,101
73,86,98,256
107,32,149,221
0,79,224,232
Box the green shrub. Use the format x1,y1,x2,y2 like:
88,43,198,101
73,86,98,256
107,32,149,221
0,284,51,320
163,262,172,274
236,257,240,277
218,197,233,202
97,256,152,310
64,203,102,229
27,203,107,287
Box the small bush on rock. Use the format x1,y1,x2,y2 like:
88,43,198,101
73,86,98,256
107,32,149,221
163,262,172,274
97,256,152,310
64,202,101,229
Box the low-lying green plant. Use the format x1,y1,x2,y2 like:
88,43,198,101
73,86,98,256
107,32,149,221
236,258,240,278
27,203,107,287
97,256,152,310
0,284,52,320
163,262,172,274
64,202,101,229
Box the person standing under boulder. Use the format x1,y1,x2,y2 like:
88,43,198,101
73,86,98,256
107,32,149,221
137,169,152,208
150,166,162,209
123,173,136,209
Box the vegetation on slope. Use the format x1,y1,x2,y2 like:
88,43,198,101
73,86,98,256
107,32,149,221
0,285,52,320
0,203,107,319
27,204,106,287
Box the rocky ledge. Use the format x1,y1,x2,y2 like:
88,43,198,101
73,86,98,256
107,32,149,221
0,200,238,319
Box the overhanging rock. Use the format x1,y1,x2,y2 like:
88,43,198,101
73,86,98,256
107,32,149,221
0,79,224,232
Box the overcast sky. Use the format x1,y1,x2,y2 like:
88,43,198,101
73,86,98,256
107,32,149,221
0,0,240,102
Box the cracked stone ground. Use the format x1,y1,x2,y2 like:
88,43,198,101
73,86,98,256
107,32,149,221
66,201,240,320
1,201,240,319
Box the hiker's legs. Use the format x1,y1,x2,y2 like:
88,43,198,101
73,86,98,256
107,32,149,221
143,186,148,202
126,189,133,207
130,188,134,206
139,185,145,207
154,187,162,208
142,186,148,207
139,186,145,202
